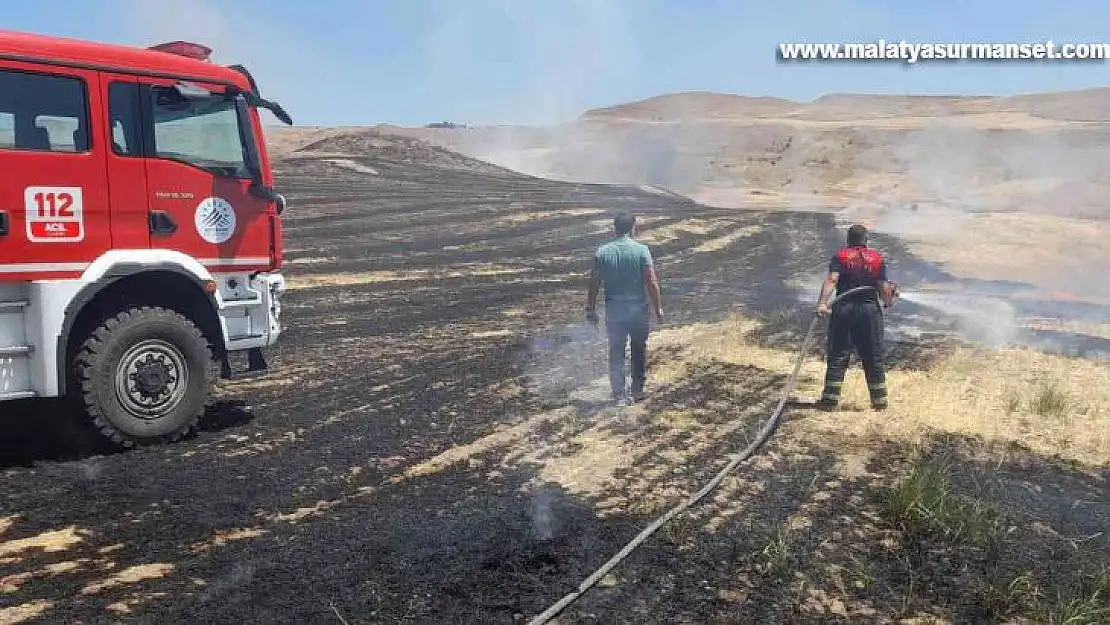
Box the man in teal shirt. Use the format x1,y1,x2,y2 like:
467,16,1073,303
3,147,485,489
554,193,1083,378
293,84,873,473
586,213,665,405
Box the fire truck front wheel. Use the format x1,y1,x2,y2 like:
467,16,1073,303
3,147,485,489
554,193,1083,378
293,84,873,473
73,306,213,448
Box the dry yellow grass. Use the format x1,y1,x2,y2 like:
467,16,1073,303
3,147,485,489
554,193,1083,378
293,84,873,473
0,599,54,625
80,563,174,595
690,225,763,253
652,315,1110,467
1023,317,1110,341
500,207,606,223
635,218,730,244
0,525,85,559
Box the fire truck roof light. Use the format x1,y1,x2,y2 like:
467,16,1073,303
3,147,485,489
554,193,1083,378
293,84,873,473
148,41,213,61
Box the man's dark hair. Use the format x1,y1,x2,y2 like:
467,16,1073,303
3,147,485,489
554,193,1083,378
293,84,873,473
614,212,636,236
847,224,868,246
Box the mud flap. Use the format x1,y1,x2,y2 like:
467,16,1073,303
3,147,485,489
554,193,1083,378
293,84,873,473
220,347,269,380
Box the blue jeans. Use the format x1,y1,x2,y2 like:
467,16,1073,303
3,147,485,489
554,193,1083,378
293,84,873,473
605,304,650,398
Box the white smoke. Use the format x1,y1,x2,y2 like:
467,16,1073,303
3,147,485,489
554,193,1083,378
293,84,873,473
421,0,641,126
529,485,557,541
417,0,681,187
822,117,1110,356
898,290,1020,348
520,323,609,405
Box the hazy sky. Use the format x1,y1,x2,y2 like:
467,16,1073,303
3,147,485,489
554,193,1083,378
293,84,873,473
6,0,1109,126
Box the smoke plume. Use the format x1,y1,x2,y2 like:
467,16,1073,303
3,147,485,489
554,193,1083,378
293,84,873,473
418,0,699,191
835,119,1110,355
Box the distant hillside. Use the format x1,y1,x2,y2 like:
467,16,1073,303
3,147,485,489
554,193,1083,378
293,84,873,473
581,92,798,121
265,127,513,175
580,87,1110,123
323,88,1110,218
264,87,1110,221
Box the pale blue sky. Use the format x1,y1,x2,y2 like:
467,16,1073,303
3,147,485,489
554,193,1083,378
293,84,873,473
7,0,1109,126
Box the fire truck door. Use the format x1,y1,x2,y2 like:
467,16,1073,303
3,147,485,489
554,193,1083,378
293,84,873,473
102,75,150,249
0,63,112,279
137,77,272,273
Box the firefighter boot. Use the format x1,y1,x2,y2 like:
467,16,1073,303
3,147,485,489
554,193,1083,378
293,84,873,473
815,380,842,411
869,382,888,411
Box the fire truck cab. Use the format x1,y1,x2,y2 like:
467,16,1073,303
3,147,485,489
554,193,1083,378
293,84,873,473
0,30,292,447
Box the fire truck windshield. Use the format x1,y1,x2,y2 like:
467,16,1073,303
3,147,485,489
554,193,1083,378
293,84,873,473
150,85,253,179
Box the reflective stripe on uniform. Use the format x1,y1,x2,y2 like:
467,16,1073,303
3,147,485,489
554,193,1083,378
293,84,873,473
868,382,888,398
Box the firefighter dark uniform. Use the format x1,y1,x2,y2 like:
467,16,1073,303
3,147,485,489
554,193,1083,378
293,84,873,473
818,245,889,410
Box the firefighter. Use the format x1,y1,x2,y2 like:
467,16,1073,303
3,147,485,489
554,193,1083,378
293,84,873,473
586,212,665,405
813,224,898,410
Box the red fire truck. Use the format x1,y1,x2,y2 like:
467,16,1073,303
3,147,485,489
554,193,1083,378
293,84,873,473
0,29,292,447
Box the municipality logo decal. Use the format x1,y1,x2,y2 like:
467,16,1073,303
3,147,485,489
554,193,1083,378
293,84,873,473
194,197,237,244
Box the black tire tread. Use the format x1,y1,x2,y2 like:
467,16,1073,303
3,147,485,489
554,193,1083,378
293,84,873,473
73,306,212,448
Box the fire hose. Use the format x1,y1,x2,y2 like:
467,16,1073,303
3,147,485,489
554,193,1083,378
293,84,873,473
526,285,885,625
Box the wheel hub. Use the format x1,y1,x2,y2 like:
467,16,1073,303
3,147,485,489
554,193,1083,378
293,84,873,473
133,355,172,398
115,340,189,418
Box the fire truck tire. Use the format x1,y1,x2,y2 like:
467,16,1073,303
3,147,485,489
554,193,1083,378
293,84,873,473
73,306,213,448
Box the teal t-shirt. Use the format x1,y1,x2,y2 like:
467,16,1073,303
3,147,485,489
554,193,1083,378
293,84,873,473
595,235,653,310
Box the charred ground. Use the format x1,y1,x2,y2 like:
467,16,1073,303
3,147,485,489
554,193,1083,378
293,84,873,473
1,137,1107,624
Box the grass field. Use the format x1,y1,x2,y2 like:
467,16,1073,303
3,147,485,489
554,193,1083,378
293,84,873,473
1,137,1107,624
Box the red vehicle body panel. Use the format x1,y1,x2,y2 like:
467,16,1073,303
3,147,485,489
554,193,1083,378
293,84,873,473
0,29,251,91
0,28,281,281
136,73,275,273
100,71,151,252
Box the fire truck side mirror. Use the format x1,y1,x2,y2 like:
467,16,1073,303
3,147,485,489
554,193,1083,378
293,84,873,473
264,100,293,126
0,211,8,236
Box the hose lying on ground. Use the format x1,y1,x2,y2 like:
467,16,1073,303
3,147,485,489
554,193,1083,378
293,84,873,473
526,285,878,625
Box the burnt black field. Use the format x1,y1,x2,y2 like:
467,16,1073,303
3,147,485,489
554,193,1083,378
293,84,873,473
1,141,1107,624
